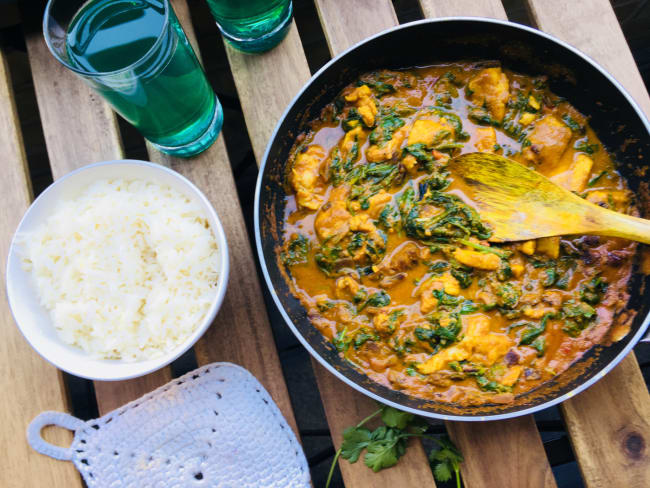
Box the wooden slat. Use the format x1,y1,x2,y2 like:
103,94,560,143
225,23,311,162
446,416,555,487
419,0,506,19
0,48,81,488
560,355,650,487
415,3,557,486
312,1,437,486
142,0,299,433
525,3,650,485
314,0,397,55
22,8,173,415
526,0,650,116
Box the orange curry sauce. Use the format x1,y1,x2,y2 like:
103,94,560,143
281,63,635,405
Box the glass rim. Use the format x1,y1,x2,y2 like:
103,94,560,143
43,0,171,77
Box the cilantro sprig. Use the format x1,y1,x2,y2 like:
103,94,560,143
325,404,463,488
429,435,464,488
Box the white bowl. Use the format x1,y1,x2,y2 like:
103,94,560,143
6,160,230,381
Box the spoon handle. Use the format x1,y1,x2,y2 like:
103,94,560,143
593,207,650,245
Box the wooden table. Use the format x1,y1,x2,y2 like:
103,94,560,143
1,0,649,486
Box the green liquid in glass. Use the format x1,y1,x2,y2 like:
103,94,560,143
66,0,221,156
206,0,292,53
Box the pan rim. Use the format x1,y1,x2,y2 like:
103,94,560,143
254,16,650,421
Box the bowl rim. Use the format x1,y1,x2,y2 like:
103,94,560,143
6,159,230,381
254,17,650,420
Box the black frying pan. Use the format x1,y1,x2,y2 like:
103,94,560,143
254,18,650,420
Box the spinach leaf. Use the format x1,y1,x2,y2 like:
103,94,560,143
476,375,512,393
416,312,461,344
450,263,473,288
433,289,461,306
418,172,451,193
405,191,491,242
281,234,310,265
427,261,449,273
369,112,405,146
358,290,391,311
459,300,479,314
353,329,379,349
562,114,584,133
342,108,364,132
519,313,554,345
580,276,608,305
315,244,342,275
575,138,599,155
403,143,437,173
378,204,401,232
397,186,416,225
562,300,596,337
468,107,501,127
361,80,396,97
531,336,546,357
543,267,557,287
497,283,520,309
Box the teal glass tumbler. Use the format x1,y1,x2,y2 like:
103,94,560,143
44,0,223,158
205,0,293,53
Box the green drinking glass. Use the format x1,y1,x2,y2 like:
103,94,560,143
44,0,222,158
205,0,293,53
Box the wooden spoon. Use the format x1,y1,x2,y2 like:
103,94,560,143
447,152,650,244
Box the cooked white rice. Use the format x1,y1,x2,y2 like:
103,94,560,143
20,178,219,361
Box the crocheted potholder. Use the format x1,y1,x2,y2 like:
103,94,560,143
28,363,310,488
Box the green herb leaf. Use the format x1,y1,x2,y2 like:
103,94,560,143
587,170,607,187
333,327,350,352
342,108,363,132
361,80,396,97
580,276,608,305
543,267,557,287
364,427,406,472
369,112,404,146
340,426,372,462
429,435,464,487
433,461,453,482
476,375,512,393
353,328,378,349
497,283,520,309
405,192,492,242
451,263,473,288
519,313,554,345
327,407,464,488
460,300,479,314
531,336,546,357
380,405,413,430
360,290,391,311
281,234,310,265
562,300,597,337
562,114,584,132
575,138,599,155
433,289,461,306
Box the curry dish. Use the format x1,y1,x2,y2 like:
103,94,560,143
281,62,635,405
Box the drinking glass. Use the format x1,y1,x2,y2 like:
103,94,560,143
205,0,292,53
44,0,223,158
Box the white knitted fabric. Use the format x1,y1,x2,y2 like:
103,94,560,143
28,363,310,488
